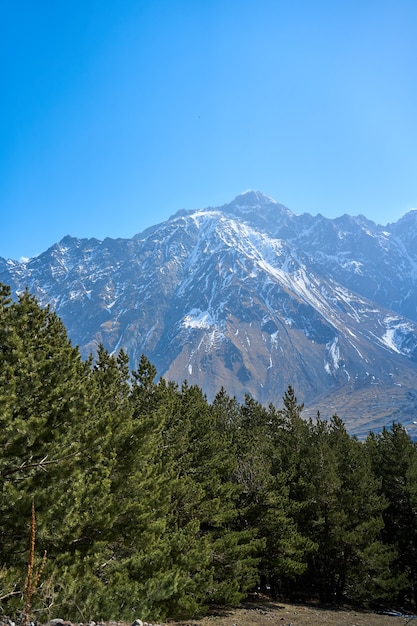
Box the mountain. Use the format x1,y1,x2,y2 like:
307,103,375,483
2,191,417,438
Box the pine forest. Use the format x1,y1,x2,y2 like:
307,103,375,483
1,283,417,624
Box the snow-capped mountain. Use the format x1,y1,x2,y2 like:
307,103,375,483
2,191,417,437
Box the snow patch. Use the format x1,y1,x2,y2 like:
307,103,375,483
325,337,340,375
270,331,280,347
182,308,215,330
181,308,226,352
381,316,416,354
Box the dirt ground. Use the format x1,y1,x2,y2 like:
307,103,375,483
168,599,417,626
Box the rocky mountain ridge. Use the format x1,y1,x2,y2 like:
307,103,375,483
2,191,417,437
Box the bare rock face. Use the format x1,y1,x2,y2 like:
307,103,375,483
2,192,417,437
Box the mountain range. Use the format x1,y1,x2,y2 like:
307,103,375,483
2,190,417,438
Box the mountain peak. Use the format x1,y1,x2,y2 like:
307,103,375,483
169,191,282,225
224,191,294,225
232,190,277,207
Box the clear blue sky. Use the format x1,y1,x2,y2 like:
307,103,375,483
1,0,416,260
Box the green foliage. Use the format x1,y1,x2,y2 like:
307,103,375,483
366,423,417,605
298,415,391,605
0,287,92,568
159,382,260,612
1,282,417,619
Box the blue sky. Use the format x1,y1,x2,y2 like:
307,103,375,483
1,0,416,260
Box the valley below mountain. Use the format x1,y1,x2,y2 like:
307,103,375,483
2,191,417,437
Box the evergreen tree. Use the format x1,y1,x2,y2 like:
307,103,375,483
83,351,175,621
366,423,417,607
160,382,260,614
263,390,316,596
296,415,393,605
0,286,95,617
231,391,315,598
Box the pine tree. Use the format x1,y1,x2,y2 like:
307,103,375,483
230,391,314,598
366,423,417,607
0,286,95,618
295,415,392,605
158,382,260,615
